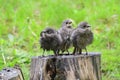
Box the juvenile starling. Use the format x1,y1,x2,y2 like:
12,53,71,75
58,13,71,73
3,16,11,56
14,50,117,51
71,21,93,55
40,27,62,56
58,19,73,54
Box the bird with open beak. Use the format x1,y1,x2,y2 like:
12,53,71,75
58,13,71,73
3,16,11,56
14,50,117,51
58,19,73,54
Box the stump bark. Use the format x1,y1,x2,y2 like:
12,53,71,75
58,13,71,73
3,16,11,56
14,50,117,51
0,67,24,80
30,52,101,80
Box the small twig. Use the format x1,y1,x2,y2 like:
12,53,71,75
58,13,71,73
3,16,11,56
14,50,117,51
2,53,6,65
28,25,37,37
27,17,37,38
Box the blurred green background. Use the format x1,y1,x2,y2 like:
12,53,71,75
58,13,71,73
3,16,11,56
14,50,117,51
0,0,120,80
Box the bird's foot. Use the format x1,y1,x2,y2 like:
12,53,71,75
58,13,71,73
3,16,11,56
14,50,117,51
54,53,59,56
72,52,76,55
79,52,82,55
86,52,88,55
67,52,70,55
42,55,45,57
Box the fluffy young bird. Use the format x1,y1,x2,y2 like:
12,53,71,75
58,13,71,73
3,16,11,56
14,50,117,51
71,21,93,55
58,19,73,54
40,27,62,56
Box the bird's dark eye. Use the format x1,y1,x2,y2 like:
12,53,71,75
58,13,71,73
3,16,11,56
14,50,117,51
47,31,50,34
83,25,86,28
66,22,68,24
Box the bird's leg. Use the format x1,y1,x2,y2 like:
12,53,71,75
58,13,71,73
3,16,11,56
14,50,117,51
64,43,69,55
42,49,45,57
57,49,60,55
85,47,88,55
53,50,57,56
76,48,79,54
79,48,82,55
72,47,76,55
67,50,70,55
62,51,64,55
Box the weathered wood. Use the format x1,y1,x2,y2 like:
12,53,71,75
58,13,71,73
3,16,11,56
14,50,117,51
0,67,24,80
30,52,101,80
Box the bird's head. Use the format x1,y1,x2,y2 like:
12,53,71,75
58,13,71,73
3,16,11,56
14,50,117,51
44,27,56,34
78,21,91,30
40,27,56,38
62,19,73,28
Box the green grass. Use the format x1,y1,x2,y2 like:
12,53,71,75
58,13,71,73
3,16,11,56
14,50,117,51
0,0,120,79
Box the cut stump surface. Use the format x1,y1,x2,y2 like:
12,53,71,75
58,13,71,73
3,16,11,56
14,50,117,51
30,52,101,80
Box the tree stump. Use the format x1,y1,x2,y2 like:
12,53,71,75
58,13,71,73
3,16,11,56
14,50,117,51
0,67,24,80
30,52,101,80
